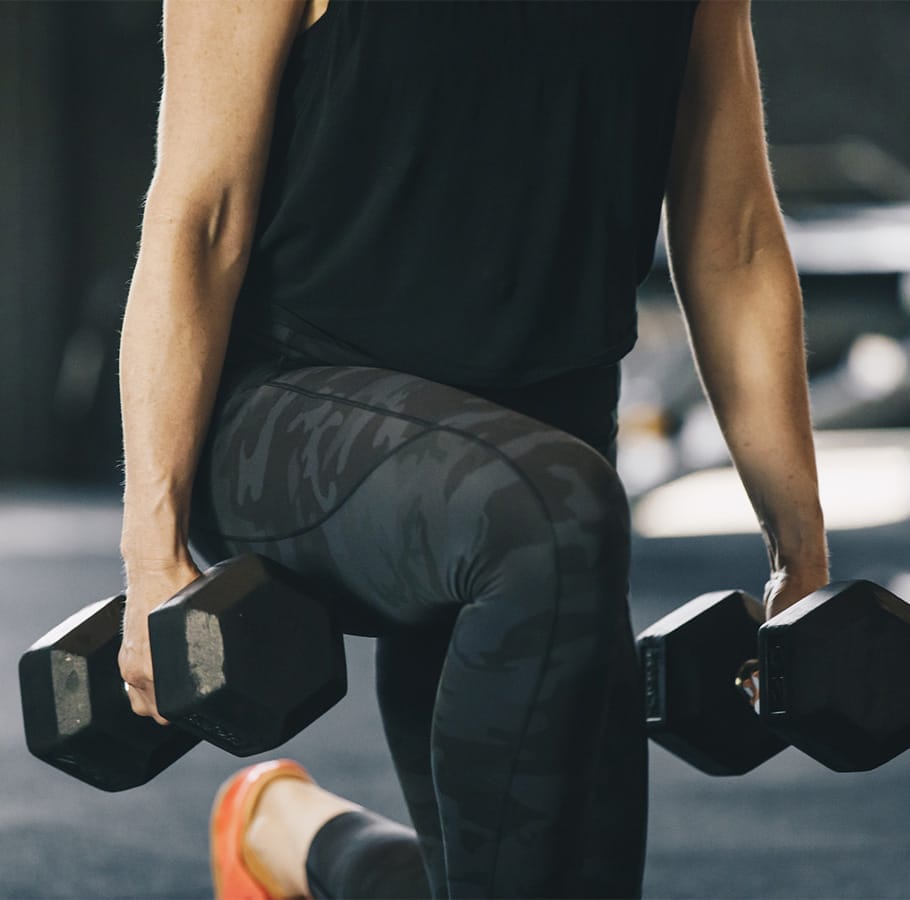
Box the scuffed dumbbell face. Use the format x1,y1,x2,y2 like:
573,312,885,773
759,581,910,772
637,590,788,776
19,597,200,792
150,554,347,756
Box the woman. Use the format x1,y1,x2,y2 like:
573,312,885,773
117,1,829,897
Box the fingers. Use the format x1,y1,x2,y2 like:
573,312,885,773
118,638,170,726
119,560,203,729
122,678,171,727
734,658,761,713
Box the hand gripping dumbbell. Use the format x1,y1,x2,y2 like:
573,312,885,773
636,580,910,775
19,553,346,792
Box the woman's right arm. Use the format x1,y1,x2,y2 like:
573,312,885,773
118,0,305,723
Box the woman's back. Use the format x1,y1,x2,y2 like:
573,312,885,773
228,0,699,388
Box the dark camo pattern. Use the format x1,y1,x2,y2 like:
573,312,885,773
189,362,647,899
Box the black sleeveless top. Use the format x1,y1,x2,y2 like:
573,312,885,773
226,0,699,389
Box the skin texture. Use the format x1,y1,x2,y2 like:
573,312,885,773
118,0,308,722
118,0,827,723
663,0,829,615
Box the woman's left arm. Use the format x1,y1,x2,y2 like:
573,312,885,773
664,0,829,617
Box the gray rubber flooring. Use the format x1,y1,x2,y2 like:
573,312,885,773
1,483,908,899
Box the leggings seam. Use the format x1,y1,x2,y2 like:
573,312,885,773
264,376,566,527
486,526,560,895
199,376,562,545
266,372,472,430
205,373,565,895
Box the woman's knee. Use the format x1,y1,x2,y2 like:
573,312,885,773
446,423,631,608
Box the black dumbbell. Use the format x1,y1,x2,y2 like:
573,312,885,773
637,590,788,775
637,580,910,775
758,580,910,771
19,553,347,792
19,596,201,792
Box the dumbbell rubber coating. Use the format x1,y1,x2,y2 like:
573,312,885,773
758,580,910,772
19,596,200,792
149,553,347,756
637,590,788,775
20,553,347,791
638,579,910,777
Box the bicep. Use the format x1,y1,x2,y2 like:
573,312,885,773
145,0,306,237
664,0,785,286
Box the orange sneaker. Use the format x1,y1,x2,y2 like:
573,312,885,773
210,758,316,900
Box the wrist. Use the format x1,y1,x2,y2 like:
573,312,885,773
769,544,829,590
120,523,194,574
121,555,200,608
120,553,202,614
761,497,827,573
768,545,829,577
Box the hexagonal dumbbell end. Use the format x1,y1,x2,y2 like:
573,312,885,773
149,553,347,756
19,596,201,792
637,590,789,776
758,580,910,772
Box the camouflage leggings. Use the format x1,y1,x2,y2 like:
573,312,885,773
189,359,648,899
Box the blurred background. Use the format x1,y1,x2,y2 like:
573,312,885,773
2,2,909,898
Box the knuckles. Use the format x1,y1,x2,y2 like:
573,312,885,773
119,666,154,688
117,650,154,689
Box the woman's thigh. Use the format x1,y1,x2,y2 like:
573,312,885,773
188,362,624,637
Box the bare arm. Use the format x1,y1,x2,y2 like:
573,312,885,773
664,0,828,615
118,0,305,720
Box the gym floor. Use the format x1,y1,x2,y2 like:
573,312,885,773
2,483,908,899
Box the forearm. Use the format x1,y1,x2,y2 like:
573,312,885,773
676,239,828,573
118,198,248,569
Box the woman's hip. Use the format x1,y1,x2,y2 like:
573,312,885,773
188,362,626,634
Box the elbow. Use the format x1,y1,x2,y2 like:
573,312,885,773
668,197,790,292
199,184,256,271
716,192,786,272
142,177,257,276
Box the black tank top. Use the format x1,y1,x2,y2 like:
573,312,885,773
226,0,699,389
